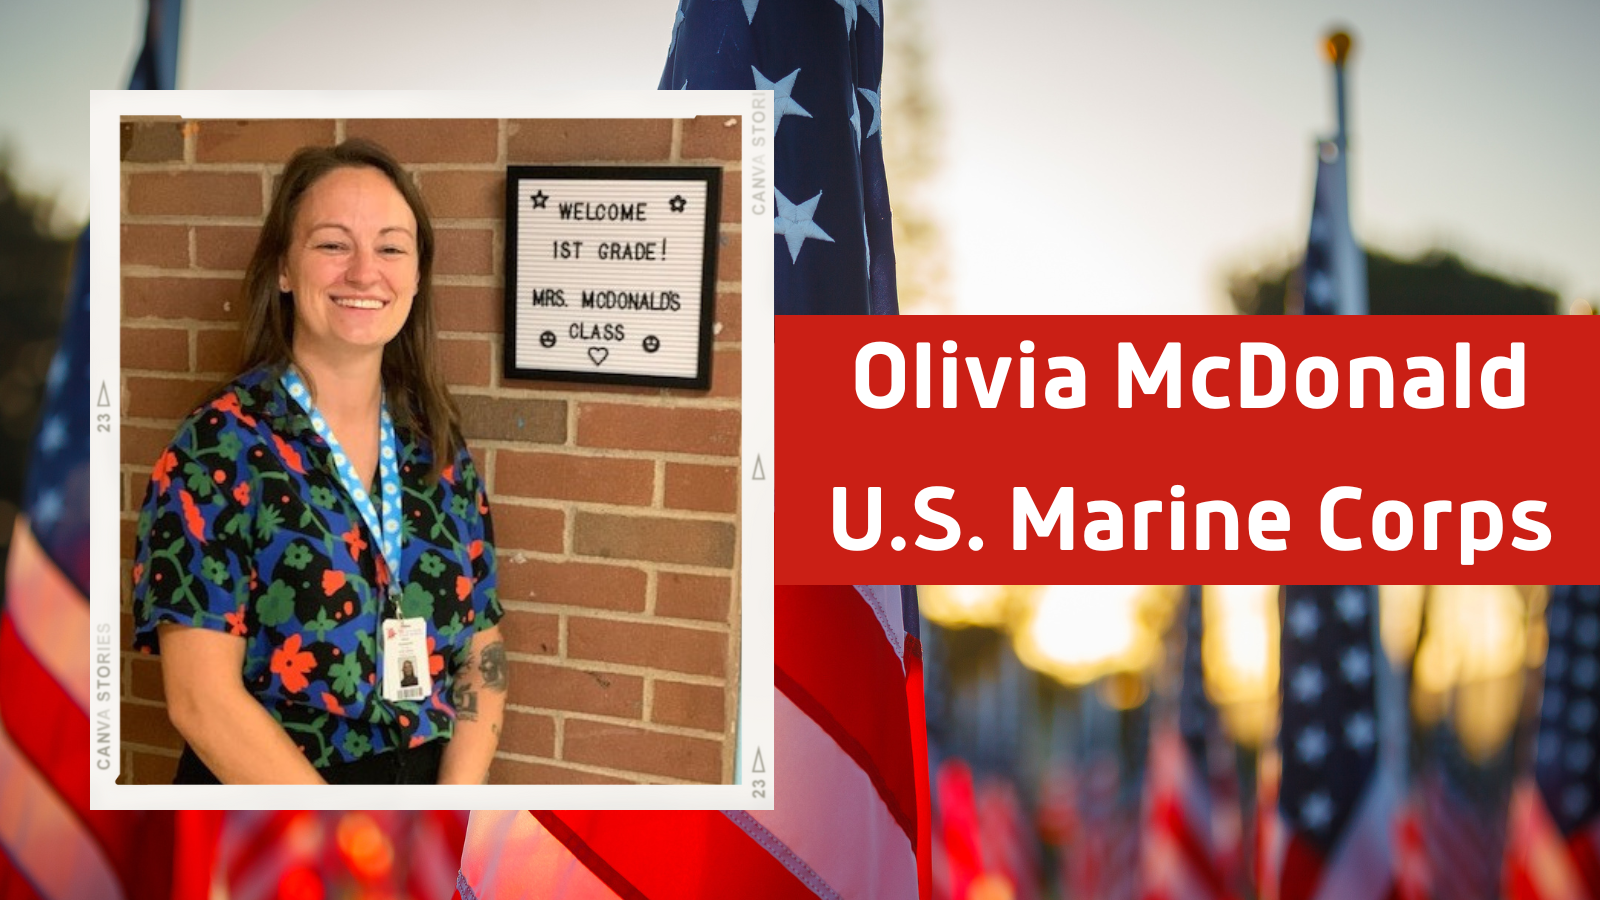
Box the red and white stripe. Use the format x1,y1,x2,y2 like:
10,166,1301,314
1142,727,1227,900
1502,779,1593,900
1255,753,1400,900
0,518,154,900
458,585,927,900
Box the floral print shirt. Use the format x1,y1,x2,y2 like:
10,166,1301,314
132,365,502,768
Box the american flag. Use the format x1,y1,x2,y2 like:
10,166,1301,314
455,3,924,896
1068,756,1143,900
1299,36,1366,317
1503,585,1600,898
1142,587,1229,900
1409,768,1508,900
1262,586,1397,900
660,0,898,316
458,586,929,900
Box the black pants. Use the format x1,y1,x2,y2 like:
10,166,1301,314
174,739,445,785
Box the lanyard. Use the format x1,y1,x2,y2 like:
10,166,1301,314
281,369,404,609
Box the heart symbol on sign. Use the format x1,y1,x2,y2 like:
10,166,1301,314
588,347,609,366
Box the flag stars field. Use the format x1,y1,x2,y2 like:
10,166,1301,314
751,66,811,133
774,189,834,263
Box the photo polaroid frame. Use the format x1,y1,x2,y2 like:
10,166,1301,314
90,90,774,811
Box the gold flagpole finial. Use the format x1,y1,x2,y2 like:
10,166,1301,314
1324,30,1354,65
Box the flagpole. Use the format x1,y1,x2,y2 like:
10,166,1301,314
1325,31,1352,155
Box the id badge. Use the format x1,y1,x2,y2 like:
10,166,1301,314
381,616,432,702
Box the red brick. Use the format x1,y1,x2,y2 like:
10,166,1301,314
123,424,176,472
567,617,727,678
121,327,190,372
130,749,180,785
577,404,738,457
421,170,504,219
193,327,245,374
124,376,218,420
562,718,721,783
663,463,737,514
440,337,491,387
123,276,246,322
507,119,672,162
432,284,500,332
508,661,643,719
129,657,166,702
499,710,556,758
497,609,559,656
682,116,741,161
720,169,740,223
715,291,740,342
496,451,654,506
456,394,566,443
346,119,499,164
652,680,725,732
121,224,189,268
498,560,646,612
708,348,740,399
492,504,565,554
127,171,263,217
435,227,495,277
717,230,740,282
121,121,185,162
489,757,630,786
574,513,735,568
194,119,336,163
656,573,732,622
121,701,183,751
193,225,261,272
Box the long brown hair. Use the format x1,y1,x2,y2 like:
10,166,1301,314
239,139,461,481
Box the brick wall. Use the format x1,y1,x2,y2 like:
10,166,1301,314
119,117,743,786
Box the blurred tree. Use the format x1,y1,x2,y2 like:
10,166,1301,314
0,150,76,560
1229,247,1559,315
884,0,951,313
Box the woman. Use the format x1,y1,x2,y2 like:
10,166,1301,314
131,139,506,784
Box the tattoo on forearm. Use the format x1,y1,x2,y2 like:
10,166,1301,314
479,641,507,692
451,680,479,721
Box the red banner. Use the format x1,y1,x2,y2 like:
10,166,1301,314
775,315,1600,584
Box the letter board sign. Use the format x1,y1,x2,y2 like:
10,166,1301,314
504,166,722,389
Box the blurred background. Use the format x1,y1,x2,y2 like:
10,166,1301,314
918,584,1595,899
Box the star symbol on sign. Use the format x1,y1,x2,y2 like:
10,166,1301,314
1301,793,1334,831
858,86,882,139
1345,712,1376,751
774,189,834,263
751,66,812,134
530,190,549,209
1336,586,1367,623
1341,646,1372,684
1296,725,1329,765
669,194,688,213
1290,664,1324,703
1287,601,1319,639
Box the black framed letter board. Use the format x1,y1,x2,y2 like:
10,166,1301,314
504,166,722,389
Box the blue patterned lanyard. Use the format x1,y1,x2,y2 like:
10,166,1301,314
281,369,404,606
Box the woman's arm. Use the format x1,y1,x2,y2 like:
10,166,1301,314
157,624,327,784
437,625,507,785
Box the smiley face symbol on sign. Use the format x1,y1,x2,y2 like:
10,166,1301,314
642,335,660,353
540,330,557,349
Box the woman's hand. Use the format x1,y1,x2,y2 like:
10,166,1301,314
158,624,327,784
437,624,507,785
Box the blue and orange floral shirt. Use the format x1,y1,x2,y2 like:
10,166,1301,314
131,365,502,768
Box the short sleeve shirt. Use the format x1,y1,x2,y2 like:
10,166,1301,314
131,365,503,768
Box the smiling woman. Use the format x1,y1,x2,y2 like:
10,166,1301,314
129,140,507,785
